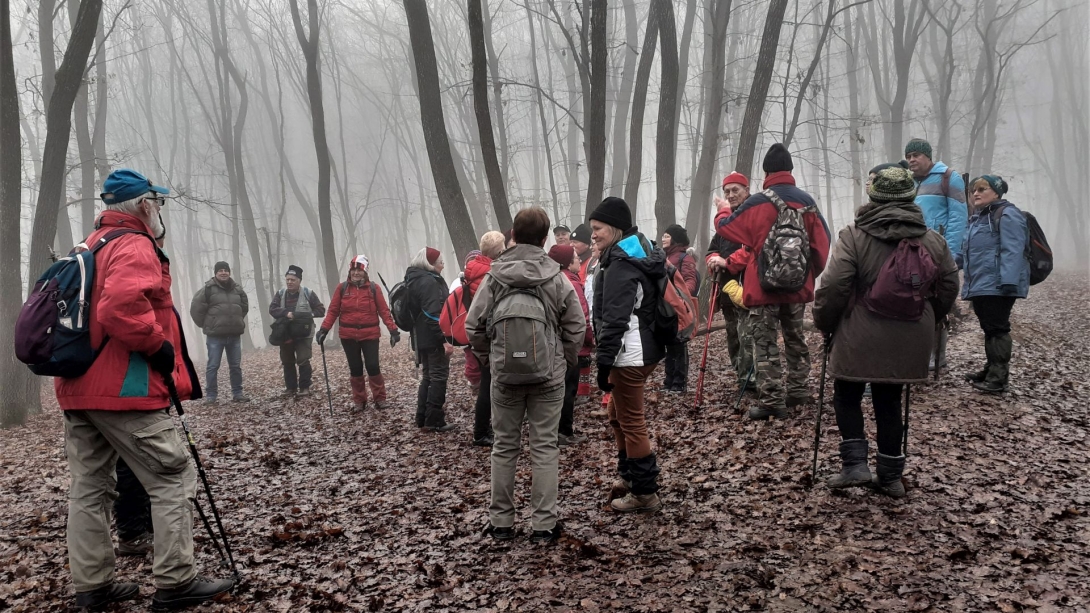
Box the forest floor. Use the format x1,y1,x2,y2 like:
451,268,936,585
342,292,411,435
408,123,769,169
1,272,1088,612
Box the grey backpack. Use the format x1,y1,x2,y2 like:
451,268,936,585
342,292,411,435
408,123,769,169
758,189,816,293
485,275,557,386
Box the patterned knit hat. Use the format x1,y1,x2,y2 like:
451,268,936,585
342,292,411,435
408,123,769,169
972,174,1008,197
350,255,369,271
904,138,932,160
867,167,918,203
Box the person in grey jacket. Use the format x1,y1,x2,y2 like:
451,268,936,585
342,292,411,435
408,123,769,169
466,208,586,544
190,261,250,403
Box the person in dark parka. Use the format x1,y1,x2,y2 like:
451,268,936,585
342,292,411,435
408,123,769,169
405,247,456,431
813,167,959,497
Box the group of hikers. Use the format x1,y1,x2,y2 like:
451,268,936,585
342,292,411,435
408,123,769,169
26,133,1047,609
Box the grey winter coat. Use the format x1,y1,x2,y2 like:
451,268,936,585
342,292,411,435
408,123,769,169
813,200,960,383
465,243,587,388
190,277,249,337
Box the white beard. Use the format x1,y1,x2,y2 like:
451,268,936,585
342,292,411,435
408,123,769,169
148,212,165,238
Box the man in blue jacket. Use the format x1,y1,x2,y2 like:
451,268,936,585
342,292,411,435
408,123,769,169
905,138,966,372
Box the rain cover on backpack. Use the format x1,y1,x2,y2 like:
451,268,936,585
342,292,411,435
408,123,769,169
758,189,816,293
485,276,556,386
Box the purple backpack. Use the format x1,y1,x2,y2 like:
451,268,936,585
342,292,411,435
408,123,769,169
15,229,154,377
860,238,939,321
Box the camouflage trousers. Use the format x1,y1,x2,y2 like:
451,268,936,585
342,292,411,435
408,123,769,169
748,303,810,410
722,301,753,381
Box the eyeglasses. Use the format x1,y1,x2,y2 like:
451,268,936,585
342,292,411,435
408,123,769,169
144,196,166,207
972,186,991,193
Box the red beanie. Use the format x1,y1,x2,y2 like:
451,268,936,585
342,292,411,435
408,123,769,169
547,244,575,268
722,171,749,190
425,247,440,265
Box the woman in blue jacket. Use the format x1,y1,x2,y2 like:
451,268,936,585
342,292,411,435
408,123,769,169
959,175,1029,393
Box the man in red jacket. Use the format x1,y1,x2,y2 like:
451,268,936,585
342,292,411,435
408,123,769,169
714,145,831,420
58,169,234,610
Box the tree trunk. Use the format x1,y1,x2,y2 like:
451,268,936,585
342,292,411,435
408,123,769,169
288,0,341,297
69,0,96,235
609,0,638,197
26,0,103,296
468,0,512,230
525,0,559,217
684,0,732,253
653,0,679,233
481,0,509,185
581,0,608,221
844,7,864,213
402,0,477,262
734,0,788,176
623,2,659,217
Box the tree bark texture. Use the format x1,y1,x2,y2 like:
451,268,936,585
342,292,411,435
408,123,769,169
734,0,788,177
623,1,659,219
653,0,679,234
468,0,512,230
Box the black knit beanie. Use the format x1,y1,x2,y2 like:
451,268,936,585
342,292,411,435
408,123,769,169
285,265,303,279
214,261,230,273
663,224,690,246
590,197,633,231
762,143,794,174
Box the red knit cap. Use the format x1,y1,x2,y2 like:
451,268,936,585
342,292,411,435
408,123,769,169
547,244,575,268
722,171,749,190
425,247,440,265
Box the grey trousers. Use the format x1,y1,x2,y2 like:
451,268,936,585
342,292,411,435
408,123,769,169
64,409,197,592
489,382,564,531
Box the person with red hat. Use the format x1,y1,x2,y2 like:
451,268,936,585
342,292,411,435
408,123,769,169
404,246,456,432
316,255,400,411
548,244,594,446
706,172,755,387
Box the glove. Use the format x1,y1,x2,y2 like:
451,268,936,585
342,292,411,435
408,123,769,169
597,365,614,392
315,328,329,346
147,341,175,377
723,280,746,309
390,329,401,347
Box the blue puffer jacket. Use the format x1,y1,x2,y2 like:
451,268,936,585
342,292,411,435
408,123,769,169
959,200,1030,299
913,161,968,261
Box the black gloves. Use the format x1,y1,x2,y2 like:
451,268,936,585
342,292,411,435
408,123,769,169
390,330,401,347
147,341,175,377
316,328,329,346
597,365,614,392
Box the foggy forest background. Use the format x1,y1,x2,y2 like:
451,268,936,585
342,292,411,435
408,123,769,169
0,0,1086,427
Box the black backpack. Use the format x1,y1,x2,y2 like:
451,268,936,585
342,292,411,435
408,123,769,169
389,280,416,332
992,204,1053,285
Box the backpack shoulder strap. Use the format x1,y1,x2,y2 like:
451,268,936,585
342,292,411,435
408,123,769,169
763,188,788,211
205,284,213,303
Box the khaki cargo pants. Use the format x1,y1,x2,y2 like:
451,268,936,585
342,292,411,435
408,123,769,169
64,409,197,592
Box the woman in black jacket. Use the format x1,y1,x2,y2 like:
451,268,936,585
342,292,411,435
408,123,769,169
589,197,667,513
404,247,455,432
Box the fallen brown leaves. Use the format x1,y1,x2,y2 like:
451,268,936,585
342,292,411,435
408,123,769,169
1,272,1088,611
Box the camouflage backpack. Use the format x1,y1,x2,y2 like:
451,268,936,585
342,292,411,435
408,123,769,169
757,189,816,293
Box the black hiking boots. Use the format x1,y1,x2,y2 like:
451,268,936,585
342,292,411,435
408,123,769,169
826,439,873,489
75,582,139,611
151,575,235,611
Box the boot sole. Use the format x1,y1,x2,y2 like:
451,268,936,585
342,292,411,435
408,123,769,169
151,586,233,611
827,476,873,489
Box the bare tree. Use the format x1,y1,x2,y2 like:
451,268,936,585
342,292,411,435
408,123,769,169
608,0,638,196
735,0,789,175
623,0,659,216
653,0,679,233
861,0,929,161
468,0,512,230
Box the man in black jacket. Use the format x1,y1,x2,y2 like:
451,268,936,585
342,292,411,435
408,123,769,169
269,265,326,397
705,173,752,385
190,261,250,403
405,248,456,432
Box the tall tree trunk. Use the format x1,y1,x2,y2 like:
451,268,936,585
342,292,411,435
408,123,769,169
69,1,95,235
608,0,638,196
734,0,788,176
468,0,512,230
653,0,679,233
623,1,659,218
844,7,864,213
481,0,509,184
289,0,341,297
402,0,477,262
92,15,108,184
684,0,732,252
26,0,103,295
525,0,559,217
581,0,607,221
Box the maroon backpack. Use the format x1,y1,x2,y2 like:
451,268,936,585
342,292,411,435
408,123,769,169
860,238,939,321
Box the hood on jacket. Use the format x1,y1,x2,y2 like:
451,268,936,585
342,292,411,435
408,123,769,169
855,200,929,241
463,255,493,294
206,277,236,291
405,266,442,285
601,229,668,280
489,244,560,288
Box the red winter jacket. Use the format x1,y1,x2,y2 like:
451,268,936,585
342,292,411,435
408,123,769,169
320,278,396,341
562,268,594,356
665,245,700,296
714,172,831,307
55,211,198,410
440,255,492,346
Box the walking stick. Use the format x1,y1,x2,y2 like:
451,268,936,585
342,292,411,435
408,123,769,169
811,336,831,487
733,365,755,413
903,384,911,457
319,342,334,418
165,377,240,580
695,276,720,408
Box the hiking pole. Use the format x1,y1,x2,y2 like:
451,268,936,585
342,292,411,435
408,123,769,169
165,377,240,581
319,341,334,418
733,365,755,414
695,276,720,409
811,336,831,487
903,384,911,457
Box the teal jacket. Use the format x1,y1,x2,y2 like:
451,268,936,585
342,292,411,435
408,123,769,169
912,162,968,261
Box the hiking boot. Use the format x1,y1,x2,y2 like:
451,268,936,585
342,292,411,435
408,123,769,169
871,453,906,498
117,531,153,556
612,478,633,492
76,581,139,611
296,388,313,398
424,423,458,433
826,439,873,489
472,435,494,447
151,575,235,611
558,433,588,447
964,369,988,383
279,389,296,399
786,395,812,408
350,401,366,413
231,394,250,403
748,405,788,421
971,380,1008,394
485,524,515,541
610,492,662,513
203,397,218,405
530,523,562,544
374,401,390,410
